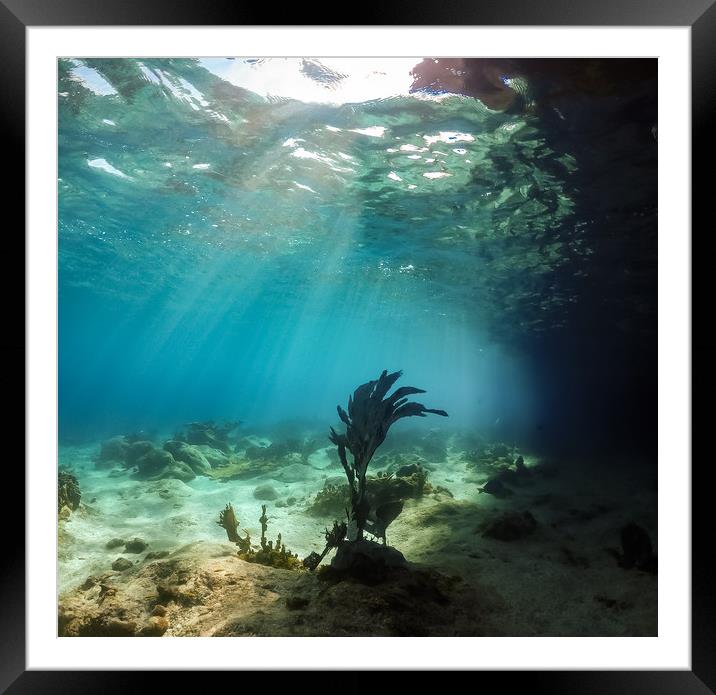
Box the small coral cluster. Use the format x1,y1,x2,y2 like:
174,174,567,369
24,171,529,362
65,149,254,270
464,441,517,475
306,482,351,518
217,503,302,570
306,464,445,521
58,469,81,518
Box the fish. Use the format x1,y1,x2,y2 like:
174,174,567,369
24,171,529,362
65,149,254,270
478,477,513,498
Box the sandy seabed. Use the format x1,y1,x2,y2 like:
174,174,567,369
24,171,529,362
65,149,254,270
58,434,657,637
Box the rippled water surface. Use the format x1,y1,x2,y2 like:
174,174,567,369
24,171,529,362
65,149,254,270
59,58,657,447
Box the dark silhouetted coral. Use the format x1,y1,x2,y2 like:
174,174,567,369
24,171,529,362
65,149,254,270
302,520,348,571
328,369,447,542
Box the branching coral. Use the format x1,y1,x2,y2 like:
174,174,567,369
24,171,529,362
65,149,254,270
302,520,348,571
329,369,447,542
216,503,251,553
237,505,303,570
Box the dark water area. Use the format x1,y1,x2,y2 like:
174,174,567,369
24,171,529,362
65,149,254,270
58,58,657,466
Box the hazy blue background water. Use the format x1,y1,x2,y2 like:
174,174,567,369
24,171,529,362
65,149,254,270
58,58,657,458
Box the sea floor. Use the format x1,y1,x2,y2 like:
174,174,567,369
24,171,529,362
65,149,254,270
57,430,657,637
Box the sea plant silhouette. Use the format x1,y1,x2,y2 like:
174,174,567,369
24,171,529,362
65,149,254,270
329,370,448,542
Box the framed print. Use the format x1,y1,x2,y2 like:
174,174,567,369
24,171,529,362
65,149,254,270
6,0,708,691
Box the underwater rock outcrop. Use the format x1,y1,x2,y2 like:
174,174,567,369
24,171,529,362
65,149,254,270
194,445,231,469
59,541,484,637
175,421,240,455
112,557,133,572
95,436,130,468
328,369,447,544
253,484,278,501
125,440,156,467
103,440,199,482
124,538,148,553
163,441,212,475
326,538,408,584
134,448,175,477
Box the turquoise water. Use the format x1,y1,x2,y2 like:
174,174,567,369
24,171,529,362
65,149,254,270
58,58,657,453
56,59,658,636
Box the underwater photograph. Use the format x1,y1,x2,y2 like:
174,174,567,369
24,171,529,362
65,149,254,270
57,57,658,637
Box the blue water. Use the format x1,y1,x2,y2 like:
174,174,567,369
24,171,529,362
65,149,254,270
58,58,657,455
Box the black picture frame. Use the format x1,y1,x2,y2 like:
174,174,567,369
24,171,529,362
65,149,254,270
5,1,707,691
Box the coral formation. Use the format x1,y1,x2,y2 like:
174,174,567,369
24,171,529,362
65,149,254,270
464,441,518,475
302,370,449,581
328,369,447,542
306,462,442,522
302,520,348,571
216,503,251,553
239,505,303,570
306,482,351,518
58,470,81,514
217,503,302,570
